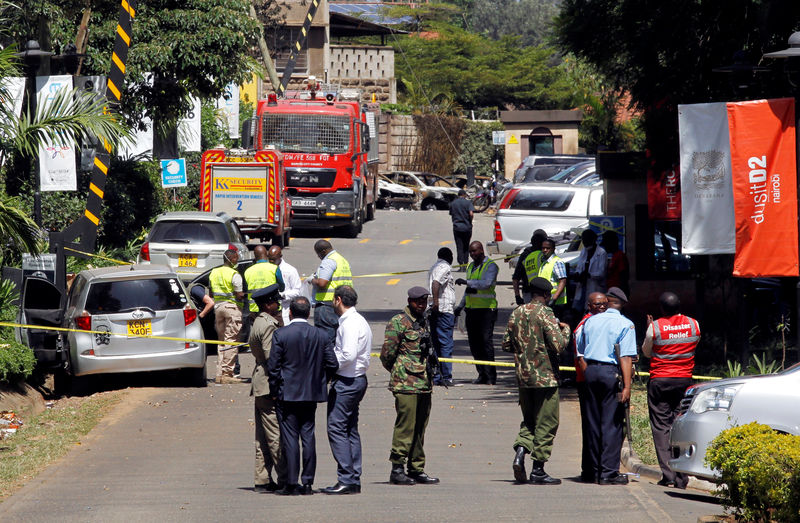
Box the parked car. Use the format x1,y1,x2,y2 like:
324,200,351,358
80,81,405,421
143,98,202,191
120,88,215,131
515,164,570,184
16,265,207,388
377,175,416,209
137,211,253,280
512,155,593,184
487,183,604,256
382,171,460,210
669,363,800,480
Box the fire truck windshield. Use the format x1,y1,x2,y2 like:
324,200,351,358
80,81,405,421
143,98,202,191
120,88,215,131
262,113,351,154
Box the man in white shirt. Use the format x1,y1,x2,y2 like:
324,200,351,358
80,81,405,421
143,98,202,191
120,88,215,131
268,246,302,325
321,285,372,495
429,247,455,386
573,229,608,314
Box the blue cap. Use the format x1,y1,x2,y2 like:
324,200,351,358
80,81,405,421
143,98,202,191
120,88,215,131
252,284,281,304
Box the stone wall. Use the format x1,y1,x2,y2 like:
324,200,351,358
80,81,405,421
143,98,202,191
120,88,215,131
377,113,419,173
330,45,396,103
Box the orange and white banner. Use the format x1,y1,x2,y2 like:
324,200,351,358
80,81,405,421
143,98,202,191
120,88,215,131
728,98,798,277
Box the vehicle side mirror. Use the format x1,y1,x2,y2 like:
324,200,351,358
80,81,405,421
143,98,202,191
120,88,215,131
241,119,254,149
362,126,370,151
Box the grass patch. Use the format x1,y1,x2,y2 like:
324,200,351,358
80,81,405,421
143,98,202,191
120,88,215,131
0,390,124,501
629,382,657,466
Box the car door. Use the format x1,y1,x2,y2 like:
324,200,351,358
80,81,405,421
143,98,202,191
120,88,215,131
16,276,64,367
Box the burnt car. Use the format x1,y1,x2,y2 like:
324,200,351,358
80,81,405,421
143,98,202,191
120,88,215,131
381,171,460,210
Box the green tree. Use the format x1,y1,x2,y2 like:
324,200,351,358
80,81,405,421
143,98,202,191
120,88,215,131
467,0,561,47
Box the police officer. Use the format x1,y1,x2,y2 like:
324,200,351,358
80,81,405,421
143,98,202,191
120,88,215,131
642,291,700,489
380,286,440,486
311,240,353,344
210,248,245,384
503,277,571,484
249,284,286,493
455,241,499,385
534,239,568,318
244,245,285,326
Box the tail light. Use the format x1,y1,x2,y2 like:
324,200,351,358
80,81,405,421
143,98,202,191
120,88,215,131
498,188,520,209
494,220,503,242
139,242,150,261
76,312,91,331
183,308,197,326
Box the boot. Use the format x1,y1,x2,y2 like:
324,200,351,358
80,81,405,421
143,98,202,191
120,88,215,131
529,460,561,485
512,446,528,483
389,465,416,485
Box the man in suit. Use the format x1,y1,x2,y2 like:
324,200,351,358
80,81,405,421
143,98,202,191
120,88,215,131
268,296,338,495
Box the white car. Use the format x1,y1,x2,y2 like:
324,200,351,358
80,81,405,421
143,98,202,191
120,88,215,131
383,171,460,210
487,183,604,255
669,364,800,480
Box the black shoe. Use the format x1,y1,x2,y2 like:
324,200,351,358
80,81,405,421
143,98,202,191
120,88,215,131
254,484,269,493
598,474,629,485
472,377,488,384
443,379,454,387
389,465,416,485
408,471,439,484
254,480,280,493
512,446,528,483
322,482,360,495
656,478,675,487
529,461,561,485
298,484,314,495
276,484,300,495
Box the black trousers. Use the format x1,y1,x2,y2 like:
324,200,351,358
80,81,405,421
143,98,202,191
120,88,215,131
277,400,318,486
465,308,497,383
648,377,693,487
576,382,593,478
453,228,472,268
583,363,625,480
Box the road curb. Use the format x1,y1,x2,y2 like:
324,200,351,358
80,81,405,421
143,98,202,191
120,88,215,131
621,441,717,492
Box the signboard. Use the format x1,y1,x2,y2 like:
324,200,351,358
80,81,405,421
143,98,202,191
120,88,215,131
507,134,519,145
178,96,202,152
588,215,626,252
210,164,269,217
492,131,505,145
161,158,187,188
36,75,77,191
22,253,57,283
216,83,240,139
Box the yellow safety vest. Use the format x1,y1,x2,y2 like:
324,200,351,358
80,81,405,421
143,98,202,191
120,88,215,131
538,254,566,305
465,258,497,309
244,262,279,313
210,265,240,306
315,251,353,303
523,249,542,284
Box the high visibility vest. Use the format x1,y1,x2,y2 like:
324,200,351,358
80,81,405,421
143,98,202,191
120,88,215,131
244,262,279,313
538,254,567,305
315,251,353,303
210,265,240,306
650,315,700,378
523,249,542,284
465,258,497,309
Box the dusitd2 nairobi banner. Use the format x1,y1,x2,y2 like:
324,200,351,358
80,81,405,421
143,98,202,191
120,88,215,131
679,98,798,277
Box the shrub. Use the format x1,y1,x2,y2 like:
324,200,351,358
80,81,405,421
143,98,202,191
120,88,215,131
0,339,36,384
705,422,800,522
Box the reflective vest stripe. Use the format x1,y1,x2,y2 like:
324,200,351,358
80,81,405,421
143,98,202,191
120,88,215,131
538,254,566,305
465,259,497,309
245,262,279,312
652,352,695,360
523,250,542,284
650,315,699,378
210,265,240,306
315,251,353,303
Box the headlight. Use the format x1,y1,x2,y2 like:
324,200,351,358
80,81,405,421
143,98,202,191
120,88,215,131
689,384,743,414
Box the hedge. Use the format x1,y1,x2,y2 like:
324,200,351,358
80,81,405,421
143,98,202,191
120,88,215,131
0,339,36,384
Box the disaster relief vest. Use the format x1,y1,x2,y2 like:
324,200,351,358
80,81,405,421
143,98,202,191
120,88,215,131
650,314,700,378
315,251,353,303
244,262,280,312
523,250,542,285
538,254,567,306
465,258,497,309
210,265,240,306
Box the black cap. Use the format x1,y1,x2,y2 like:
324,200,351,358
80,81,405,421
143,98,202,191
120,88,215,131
252,284,281,304
529,277,553,294
607,287,628,303
407,286,430,299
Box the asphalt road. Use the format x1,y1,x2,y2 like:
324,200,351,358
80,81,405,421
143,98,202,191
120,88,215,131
1,210,721,522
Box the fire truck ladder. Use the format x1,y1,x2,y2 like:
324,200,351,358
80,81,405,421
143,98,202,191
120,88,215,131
276,0,321,97
49,0,137,289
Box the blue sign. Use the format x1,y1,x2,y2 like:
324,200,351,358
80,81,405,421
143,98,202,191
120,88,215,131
588,215,626,252
161,158,187,188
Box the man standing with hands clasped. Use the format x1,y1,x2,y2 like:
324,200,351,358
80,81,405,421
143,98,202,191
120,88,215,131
504,277,571,485
381,286,440,486
429,247,456,386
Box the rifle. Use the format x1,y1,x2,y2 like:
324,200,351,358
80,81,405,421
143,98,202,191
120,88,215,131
614,343,633,454
422,309,446,388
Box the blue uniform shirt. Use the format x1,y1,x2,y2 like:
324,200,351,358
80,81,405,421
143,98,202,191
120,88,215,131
576,308,637,363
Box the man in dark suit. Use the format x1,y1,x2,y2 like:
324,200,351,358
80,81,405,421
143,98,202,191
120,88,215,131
268,296,338,495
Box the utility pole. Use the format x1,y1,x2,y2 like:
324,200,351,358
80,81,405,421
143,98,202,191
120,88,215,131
249,2,281,93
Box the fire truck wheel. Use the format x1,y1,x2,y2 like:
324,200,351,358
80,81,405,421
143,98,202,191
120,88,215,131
366,202,376,221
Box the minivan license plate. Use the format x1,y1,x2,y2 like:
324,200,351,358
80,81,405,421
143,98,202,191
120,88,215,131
127,319,152,337
178,254,197,267
291,199,317,208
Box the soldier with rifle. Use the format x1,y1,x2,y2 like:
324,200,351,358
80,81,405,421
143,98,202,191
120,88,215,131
380,286,441,486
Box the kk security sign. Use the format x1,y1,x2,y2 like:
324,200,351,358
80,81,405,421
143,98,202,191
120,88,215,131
161,159,187,188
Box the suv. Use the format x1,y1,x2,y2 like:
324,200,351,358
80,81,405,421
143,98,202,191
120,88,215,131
512,155,592,183
138,211,253,280
16,265,207,388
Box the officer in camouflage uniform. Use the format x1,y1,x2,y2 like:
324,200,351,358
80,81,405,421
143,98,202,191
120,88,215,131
380,286,440,486
503,277,571,485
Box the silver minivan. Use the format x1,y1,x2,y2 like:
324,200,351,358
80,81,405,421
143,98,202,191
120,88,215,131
17,265,207,388
137,211,253,280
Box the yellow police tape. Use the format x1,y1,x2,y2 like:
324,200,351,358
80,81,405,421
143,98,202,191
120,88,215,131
64,247,131,265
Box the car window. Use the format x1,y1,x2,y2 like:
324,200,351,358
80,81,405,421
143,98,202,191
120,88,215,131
520,165,564,183
67,275,87,309
230,220,245,242
510,189,575,211
149,220,229,244
85,278,188,313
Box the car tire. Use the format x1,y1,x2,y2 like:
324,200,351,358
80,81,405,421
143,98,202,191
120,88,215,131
185,362,208,388
366,201,376,221
421,199,438,211
282,231,290,247
473,194,490,213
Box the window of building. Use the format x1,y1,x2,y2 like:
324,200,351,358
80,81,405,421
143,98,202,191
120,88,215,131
268,28,308,75
634,204,697,280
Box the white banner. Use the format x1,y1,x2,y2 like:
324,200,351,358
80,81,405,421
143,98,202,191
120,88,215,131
178,96,202,152
119,74,153,160
2,77,26,118
678,102,735,254
36,75,77,191
217,83,239,139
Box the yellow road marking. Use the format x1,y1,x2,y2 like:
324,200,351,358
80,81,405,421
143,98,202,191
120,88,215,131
359,238,370,244
439,240,452,245
399,239,412,245
386,278,401,285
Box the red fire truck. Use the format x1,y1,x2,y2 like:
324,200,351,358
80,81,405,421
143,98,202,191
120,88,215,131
199,148,291,246
248,85,379,237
